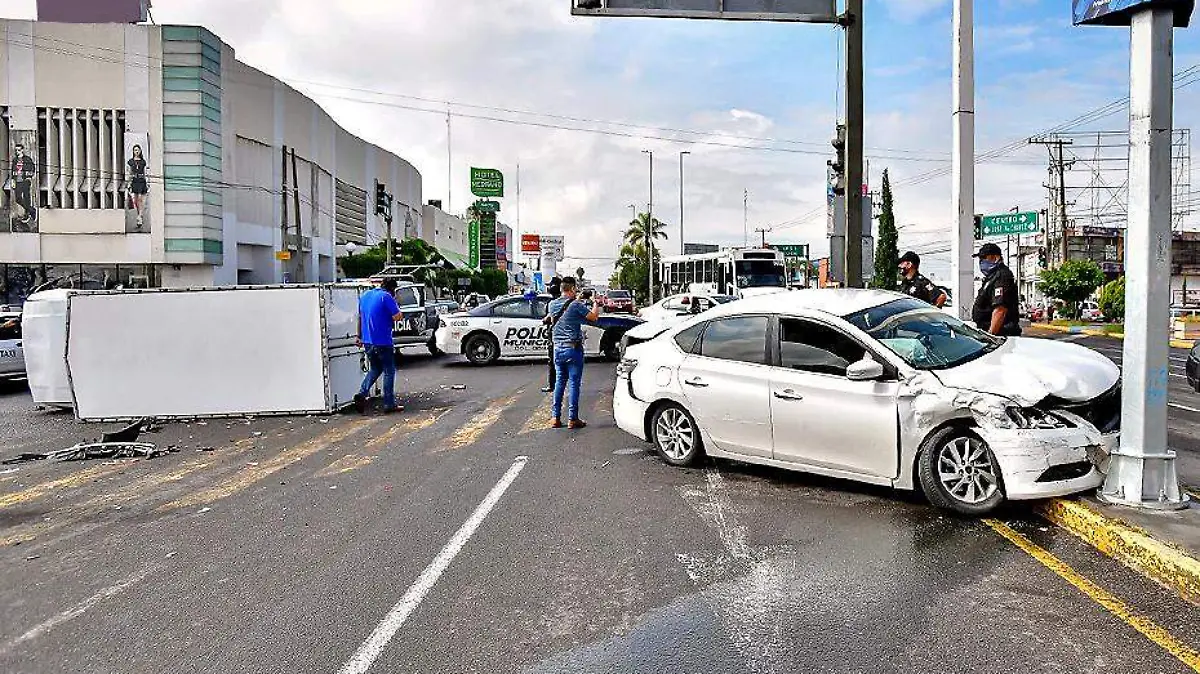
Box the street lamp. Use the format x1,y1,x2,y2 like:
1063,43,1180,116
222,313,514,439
642,149,655,304
679,151,691,255
345,241,358,257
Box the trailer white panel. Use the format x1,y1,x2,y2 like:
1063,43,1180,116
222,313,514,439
67,287,334,420
23,290,73,407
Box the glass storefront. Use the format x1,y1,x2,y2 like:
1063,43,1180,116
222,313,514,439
0,264,162,306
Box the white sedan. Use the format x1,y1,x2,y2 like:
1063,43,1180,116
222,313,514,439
638,293,736,324
614,289,1120,515
434,295,642,365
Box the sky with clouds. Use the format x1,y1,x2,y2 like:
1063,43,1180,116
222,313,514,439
6,0,1200,283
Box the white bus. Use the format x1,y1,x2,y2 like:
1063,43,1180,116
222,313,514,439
660,248,787,298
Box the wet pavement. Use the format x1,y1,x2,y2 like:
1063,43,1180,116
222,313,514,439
1,348,1197,673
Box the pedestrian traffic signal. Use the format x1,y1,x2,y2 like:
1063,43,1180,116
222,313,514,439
1038,247,1047,268
829,124,846,197
973,214,982,240
374,181,390,217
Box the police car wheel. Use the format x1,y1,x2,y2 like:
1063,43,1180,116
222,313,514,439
464,333,499,366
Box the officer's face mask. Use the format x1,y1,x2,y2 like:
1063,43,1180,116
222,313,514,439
978,258,998,275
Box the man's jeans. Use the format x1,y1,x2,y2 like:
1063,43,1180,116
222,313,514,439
552,345,585,421
360,344,396,410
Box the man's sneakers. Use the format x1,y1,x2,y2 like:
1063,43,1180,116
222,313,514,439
353,393,367,414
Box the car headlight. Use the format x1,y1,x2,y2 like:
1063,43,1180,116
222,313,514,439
1005,406,1069,430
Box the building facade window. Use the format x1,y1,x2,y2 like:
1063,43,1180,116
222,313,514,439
36,107,128,210
335,178,368,245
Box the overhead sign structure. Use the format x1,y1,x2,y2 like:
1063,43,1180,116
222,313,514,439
979,212,1039,237
521,234,541,254
572,0,838,22
470,168,505,198
468,220,481,269
475,200,501,213
771,243,810,259
540,235,565,262
1073,0,1194,26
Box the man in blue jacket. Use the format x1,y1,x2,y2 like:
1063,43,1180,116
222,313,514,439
354,279,403,413
547,277,599,429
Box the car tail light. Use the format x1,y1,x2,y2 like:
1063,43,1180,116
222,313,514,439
616,357,638,379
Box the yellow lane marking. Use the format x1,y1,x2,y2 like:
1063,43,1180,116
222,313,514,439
315,409,451,477
0,463,133,509
1038,498,1200,605
315,455,375,478
160,418,380,511
1,460,214,546
986,519,1200,672
518,395,553,435
441,394,521,451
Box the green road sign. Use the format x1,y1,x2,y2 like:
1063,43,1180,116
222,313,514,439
468,220,481,269
979,211,1039,237
470,168,504,198
475,200,501,213
771,243,810,259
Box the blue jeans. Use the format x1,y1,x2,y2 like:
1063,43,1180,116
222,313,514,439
552,345,585,421
359,344,397,410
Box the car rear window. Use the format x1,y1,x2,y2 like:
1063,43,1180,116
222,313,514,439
609,291,631,299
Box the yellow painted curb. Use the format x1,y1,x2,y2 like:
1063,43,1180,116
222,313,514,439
1028,323,1193,349
1038,498,1200,605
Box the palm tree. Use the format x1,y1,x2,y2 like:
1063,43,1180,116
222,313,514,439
624,212,669,248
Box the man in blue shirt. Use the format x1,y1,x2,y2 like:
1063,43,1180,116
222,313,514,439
354,279,403,414
546,277,600,429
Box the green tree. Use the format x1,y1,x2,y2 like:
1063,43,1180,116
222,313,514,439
1097,275,1126,322
1037,259,1106,318
624,212,669,249
610,242,658,305
871,169,899,290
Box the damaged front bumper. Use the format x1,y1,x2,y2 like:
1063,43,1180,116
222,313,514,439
978,418,1116,500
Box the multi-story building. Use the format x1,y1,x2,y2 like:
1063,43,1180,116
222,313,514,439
0,18,422,303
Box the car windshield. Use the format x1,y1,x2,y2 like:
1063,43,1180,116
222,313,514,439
734,260,786,289
844,298,1003,370
609,291,631,299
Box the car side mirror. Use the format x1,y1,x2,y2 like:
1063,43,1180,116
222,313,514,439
846,357,885,382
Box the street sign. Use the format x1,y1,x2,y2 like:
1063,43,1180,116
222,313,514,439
540,235,565,262
475,200,500,213
275,250,291,261
468,220,481,269
470,168,504,198
770,243,810,259
979,212,1039,237
572,0,838,23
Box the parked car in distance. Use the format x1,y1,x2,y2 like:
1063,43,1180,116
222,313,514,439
0,312,25,380
1079,301,1102,321
604,289,636,314
638,293,735,324
614,289,1120,516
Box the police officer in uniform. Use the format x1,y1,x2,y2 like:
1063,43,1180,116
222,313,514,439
541,275,563,393
896,251,947,307
971,242,1021,336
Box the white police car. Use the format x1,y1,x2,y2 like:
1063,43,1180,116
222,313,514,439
434,294,642,366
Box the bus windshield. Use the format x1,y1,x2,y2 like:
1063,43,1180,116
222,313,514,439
734,260,786,289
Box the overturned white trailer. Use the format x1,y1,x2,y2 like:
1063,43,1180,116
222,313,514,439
25,285,372,421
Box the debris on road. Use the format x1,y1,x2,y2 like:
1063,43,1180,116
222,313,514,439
197,507,212,514
0,467,19,475
451,384,466,390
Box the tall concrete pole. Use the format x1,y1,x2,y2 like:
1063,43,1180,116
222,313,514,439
679,150,690,255
951,0,975,320
1101,7,1185,509
843,0,864,288
643,149,655,304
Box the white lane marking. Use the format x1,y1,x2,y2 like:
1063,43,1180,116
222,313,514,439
1170,403,1200,413
0,565,158,654
338,456,529,674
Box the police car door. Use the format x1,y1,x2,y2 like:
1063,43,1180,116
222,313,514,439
489,298,541,357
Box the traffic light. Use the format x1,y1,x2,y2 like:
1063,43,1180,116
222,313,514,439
828,124,846,197
1038,247,1047,268
973,214,982,240
374,181,389,217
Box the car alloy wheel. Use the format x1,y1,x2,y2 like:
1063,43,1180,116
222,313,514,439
465,334,498,366
652,404,702,466
917,427,1004,516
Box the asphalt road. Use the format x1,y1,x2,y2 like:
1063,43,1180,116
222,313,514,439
1,348,1198,673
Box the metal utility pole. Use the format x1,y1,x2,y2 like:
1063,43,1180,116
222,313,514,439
755,227,772,248
950,0,975,319
642,149,655,304
679,150,690,255
1101,6,1186,509
1031,136,1074,266
843,0,864,288
446,109,453,214
743,189,748,247
280,145,290,280
291,148,304,282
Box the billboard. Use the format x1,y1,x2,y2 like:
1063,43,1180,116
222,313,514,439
1073,0,1194,26
470,168,504,198
540,235,565,262
521,234,541,254
124,132,150,233
573,0,838,22
8,130,39,233
38,0,150,23
684,243,720,255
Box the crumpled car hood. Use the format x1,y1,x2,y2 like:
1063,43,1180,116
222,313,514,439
933,336,1119,406
624,319,676,341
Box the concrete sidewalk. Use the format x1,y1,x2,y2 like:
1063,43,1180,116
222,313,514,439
1032,321,1194,349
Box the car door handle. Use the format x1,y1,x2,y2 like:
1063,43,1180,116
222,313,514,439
773,389,804,401
684,377,708,387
